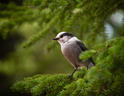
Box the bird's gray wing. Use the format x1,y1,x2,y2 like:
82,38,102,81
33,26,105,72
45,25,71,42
76,40,95,65
76,40,88,51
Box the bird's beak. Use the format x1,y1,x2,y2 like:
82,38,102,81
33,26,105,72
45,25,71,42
53,38,59,40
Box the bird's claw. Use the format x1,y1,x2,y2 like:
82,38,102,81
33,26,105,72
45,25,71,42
69,74,73,80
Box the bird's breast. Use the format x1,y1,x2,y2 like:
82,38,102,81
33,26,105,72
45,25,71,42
61,43,75,55
61,42,82,64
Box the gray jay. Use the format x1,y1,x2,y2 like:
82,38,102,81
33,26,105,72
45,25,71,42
53,32,95,77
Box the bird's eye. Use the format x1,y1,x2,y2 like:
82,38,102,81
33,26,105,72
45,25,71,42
60,35,64,38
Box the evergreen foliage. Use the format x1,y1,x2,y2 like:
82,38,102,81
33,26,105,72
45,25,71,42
23,0,124,47
12,74,71,96
12,37,124,96
0,0,124,96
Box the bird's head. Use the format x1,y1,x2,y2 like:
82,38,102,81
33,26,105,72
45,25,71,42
53,32,74,45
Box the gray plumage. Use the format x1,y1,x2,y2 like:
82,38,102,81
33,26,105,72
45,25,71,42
53,32,95,71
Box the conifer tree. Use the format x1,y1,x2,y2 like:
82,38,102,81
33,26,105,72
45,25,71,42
0,0,124,96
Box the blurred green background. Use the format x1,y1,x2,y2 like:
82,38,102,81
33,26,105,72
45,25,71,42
0,0,124,96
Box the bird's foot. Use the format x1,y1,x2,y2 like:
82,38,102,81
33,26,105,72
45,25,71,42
69,74,73,80
68,68,77,80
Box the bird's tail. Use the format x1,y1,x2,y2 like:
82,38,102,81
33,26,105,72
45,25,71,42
79,57,95,70
87,58,95,69
89,58,95,65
